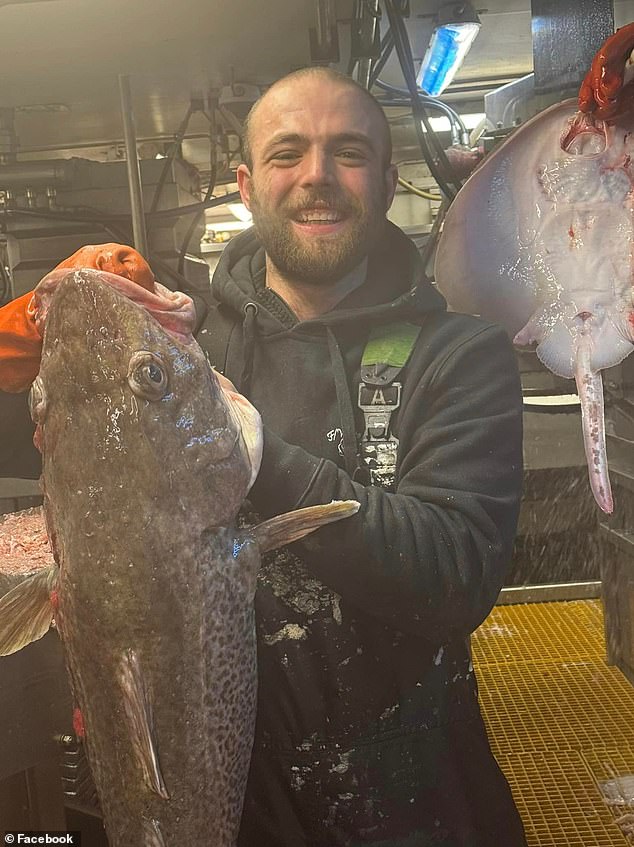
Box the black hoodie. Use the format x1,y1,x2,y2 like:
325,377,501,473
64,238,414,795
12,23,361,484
199,223,527,847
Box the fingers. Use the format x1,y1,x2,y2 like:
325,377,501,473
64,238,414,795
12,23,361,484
55,243,155,292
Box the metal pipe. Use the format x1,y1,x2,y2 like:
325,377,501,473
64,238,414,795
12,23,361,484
356,0,380,89
118,74,149,258
357,59,372,90
0,159,78,188
316,0,334,50
497,581,602,605
18,132,211,155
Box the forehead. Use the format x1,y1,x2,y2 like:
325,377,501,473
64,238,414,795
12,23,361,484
250,78,384,155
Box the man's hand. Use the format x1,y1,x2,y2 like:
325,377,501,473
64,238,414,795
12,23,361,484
0,243,155,393
579,23,634,122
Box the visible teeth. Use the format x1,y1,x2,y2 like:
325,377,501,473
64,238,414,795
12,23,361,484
297,211,341,223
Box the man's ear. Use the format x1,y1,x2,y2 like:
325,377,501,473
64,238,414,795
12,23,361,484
384,164,399,211
236,163,253,211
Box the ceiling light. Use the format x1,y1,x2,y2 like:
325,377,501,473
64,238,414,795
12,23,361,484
417,2,481,97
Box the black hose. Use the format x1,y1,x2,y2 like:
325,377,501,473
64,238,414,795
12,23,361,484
374,79,467,137
386,1,460,192
383,0,462,199
177,109,218,274
419,196,448,273
146,192,241,220
0,259,10,306
368,30,394,87
148,103,194,216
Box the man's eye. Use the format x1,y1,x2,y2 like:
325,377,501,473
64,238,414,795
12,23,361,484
338,149,366,161
272,151,301,161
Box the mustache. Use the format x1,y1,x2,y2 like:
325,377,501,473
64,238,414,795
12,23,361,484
285,191,356,216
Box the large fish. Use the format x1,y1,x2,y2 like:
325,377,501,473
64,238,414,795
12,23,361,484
0,269,358,846
435,98,634,514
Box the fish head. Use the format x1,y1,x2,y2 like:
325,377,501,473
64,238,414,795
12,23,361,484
31,269,262,533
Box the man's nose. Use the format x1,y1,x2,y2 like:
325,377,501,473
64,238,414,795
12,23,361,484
299,149,336,187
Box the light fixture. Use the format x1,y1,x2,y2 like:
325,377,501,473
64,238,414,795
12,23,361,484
417,2,481,97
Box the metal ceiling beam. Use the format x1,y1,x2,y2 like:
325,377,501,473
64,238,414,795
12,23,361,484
531,0,614,94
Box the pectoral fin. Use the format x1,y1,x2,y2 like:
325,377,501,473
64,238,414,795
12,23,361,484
254,500,360,554
0,566,57,656
118,649,170,800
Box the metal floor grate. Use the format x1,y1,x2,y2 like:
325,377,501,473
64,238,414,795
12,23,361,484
498,750,629,846
473,599,605,666
477,660,634,756
474,599,634,846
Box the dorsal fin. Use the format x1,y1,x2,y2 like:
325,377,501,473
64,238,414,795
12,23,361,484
118,649,170,800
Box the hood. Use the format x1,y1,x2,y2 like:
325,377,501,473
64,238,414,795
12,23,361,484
211,221,446,333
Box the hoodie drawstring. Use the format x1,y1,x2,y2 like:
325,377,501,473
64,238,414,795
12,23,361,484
240,302,258,395
326,327,361,478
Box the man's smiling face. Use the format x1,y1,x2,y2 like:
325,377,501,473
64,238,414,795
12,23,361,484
237,74,398,286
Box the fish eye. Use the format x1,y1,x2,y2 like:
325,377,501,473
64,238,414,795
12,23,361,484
127,351,169,400
146,362,163,383
28,377,47,423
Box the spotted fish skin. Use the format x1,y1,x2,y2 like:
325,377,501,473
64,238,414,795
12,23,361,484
0,270,358,845
35,270,261,846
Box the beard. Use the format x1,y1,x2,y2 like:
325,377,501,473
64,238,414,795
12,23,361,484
249,183,388,285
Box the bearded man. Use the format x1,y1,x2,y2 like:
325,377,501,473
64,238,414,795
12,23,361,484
0,67,526,846
199,67,527,846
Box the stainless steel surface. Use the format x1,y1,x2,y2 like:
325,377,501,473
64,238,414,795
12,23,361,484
485,0,615,128
483,72,573,128
531,0,614,94
0,1,628,171
497,581,602,604
0,108,18,162
0,478,40,498
4,156,201,295
600,523,634,677
0,159,79,188
118,75,148,259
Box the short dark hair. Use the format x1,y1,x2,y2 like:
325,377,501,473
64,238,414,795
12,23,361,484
242,67,392,170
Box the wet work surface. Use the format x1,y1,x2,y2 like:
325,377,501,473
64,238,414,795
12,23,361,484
473,600,634,846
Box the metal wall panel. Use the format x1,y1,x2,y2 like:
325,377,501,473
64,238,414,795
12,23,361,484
531,0,614,93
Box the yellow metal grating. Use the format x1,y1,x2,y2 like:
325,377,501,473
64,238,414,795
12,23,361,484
584,747,634,830
585,745,634,789
496,750,629,847
473,599,634,846
477,660,634,757
473,599,605,666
